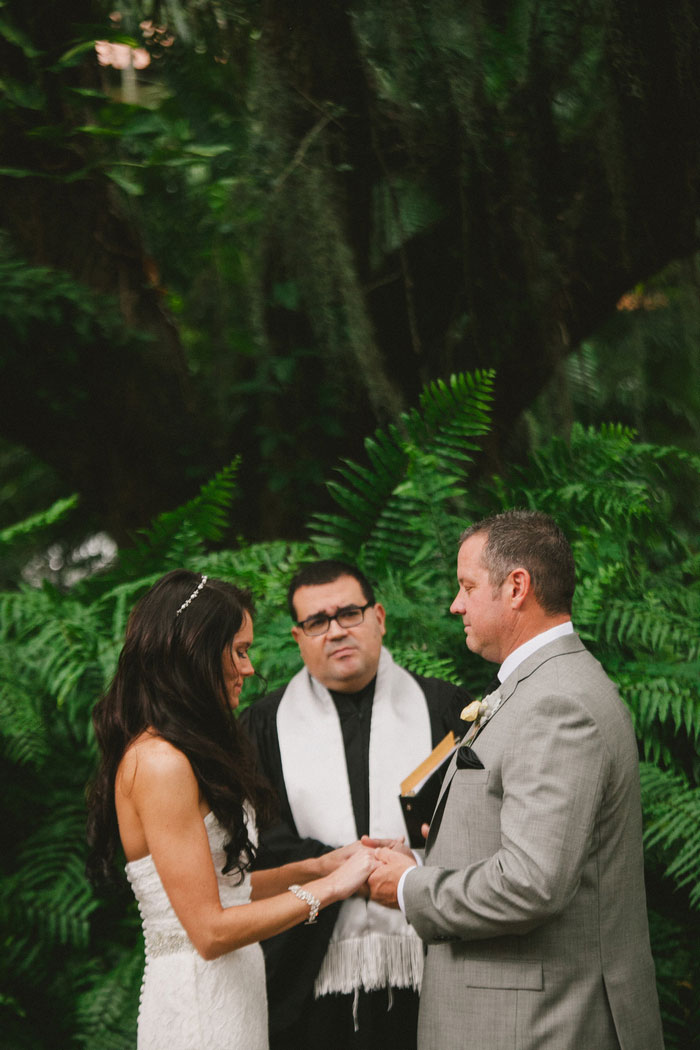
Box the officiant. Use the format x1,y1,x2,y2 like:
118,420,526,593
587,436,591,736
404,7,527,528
241,559,470,1050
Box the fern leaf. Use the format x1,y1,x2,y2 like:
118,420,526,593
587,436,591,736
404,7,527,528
120,459,241,574
309,369,494,561
0,494,79,548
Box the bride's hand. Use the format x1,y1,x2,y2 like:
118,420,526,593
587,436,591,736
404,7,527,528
320,839,372,873
330,847,379,900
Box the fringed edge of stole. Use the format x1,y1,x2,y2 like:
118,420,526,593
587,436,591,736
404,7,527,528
313,933,424,997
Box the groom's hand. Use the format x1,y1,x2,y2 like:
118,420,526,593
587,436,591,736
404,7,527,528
367,847,416,909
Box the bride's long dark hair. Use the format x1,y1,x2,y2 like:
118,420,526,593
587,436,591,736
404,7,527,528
86,570,276,885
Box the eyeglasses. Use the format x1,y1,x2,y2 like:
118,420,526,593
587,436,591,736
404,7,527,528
296,602,373,637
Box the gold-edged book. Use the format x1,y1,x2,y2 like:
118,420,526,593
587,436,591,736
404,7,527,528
399,731,458,848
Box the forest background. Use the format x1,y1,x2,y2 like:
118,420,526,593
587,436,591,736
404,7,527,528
1,1,700,1047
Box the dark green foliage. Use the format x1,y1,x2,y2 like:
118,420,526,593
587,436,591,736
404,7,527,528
526,259,700,469
642,764,700,906
0,495,79,549
311,369,494,565
1,370,699,1046
73,944,143,1050
4,0,700,547
119,458,243,575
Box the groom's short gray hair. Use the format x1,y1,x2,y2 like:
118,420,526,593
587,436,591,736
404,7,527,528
460,510,575,615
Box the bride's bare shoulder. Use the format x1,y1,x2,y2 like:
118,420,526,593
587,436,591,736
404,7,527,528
118,731,194,796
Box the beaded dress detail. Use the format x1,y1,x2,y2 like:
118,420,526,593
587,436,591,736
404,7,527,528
125,809,268,1050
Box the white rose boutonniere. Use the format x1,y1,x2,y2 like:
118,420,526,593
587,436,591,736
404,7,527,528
460,692,501,745
460,699,490,724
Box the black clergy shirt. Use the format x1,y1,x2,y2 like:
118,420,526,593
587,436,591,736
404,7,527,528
329,678,376,837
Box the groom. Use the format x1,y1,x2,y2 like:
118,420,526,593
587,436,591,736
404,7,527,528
368,510,665,1050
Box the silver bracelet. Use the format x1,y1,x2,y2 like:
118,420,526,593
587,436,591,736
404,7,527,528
288,884,321,924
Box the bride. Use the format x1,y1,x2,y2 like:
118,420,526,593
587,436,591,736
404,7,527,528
87,570,378,1050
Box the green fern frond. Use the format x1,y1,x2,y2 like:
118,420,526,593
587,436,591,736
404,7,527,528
204,540,309,601
0,495,79,549
19,602,105,725
73,946,142,1050
415,370,494,456
595,600,699,658
0,582,61,642
624,671,700,739
1,807,99,988
504,423,697,547
387,645,463,685
120,458,241,574
309,370,494,562
0,668,49,767
640,763,700,906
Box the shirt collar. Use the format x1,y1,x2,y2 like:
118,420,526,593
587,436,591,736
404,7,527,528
497,621,575,684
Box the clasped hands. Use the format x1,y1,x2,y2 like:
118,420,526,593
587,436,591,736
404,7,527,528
326,824,429,909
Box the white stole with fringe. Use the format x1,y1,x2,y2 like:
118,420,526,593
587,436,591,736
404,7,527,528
277,646,429,995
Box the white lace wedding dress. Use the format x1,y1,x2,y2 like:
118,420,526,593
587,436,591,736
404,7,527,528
125,810,269,1050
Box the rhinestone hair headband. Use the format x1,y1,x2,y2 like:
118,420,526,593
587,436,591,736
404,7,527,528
175,575,208,617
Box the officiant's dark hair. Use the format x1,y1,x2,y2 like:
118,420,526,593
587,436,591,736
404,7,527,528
287,559,376,619
460,510,576,615
87,570,275,887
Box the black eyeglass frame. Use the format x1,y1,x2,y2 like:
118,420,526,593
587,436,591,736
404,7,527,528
296,602,374,637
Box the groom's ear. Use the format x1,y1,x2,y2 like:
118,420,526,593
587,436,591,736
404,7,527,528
508,567,531,609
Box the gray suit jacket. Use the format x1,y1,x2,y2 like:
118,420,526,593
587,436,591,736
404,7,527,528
403,633,664,1050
